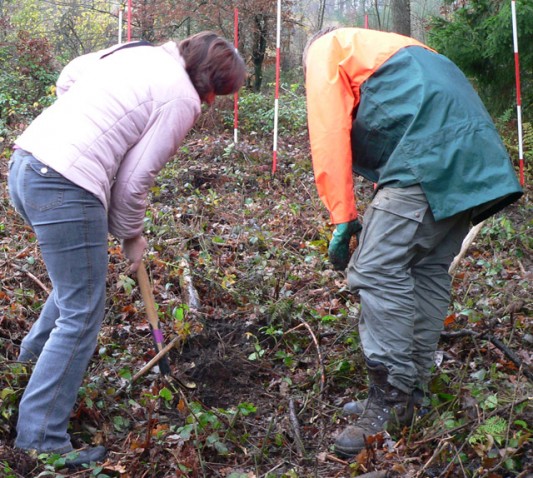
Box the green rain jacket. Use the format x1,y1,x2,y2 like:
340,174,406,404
306,28,523,225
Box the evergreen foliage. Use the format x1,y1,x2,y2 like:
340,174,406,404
428,0,533,118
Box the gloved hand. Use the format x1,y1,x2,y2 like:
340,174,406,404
121,235,148,273
328,220,362,271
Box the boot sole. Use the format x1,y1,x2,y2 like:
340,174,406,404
334,442,361,459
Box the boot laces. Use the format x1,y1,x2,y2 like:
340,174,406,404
357,383,390,431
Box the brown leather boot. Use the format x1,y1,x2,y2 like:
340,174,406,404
334,360,414,458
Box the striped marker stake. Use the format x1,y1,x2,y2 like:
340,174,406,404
127,0,132,41
118,4,123,44
234,7,239,144
272,0,281,174
511,0,524,186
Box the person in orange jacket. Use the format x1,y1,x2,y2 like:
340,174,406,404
303,27,522,458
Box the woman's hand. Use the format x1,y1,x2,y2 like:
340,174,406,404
121,235,148,273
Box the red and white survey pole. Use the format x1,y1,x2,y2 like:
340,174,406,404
127,0,132,41
272,0,282,174
511,0,524,186
118,4,124,44
234,7,239,143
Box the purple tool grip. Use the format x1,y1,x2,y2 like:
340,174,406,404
152,329,164,344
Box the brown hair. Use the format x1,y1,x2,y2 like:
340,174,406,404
179,31,246,102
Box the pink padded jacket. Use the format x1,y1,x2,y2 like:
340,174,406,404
15,41,201,239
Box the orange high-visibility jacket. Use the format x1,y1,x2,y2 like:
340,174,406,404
305,28,430,224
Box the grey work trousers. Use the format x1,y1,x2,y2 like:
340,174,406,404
347,185,470,394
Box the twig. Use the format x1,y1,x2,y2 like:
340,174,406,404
415,439,451,478
12,264,50,294
114,335,180,397
178,257,200,310
257,416,277,464
0,245,31,269
438,440,468,478
283,320,327,393
299,317,326,394
284,323,305,334
324,453,349,465
260,462,285,477
288,398,306,457
355,472,388,478
449,221,485,275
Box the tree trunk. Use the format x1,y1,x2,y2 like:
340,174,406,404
252,13,268,92
373,0,382,30
391,0,411,36
317,0,326,31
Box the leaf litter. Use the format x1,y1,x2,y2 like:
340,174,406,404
0,119,531,477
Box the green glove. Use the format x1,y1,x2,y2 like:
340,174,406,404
328,220,362,271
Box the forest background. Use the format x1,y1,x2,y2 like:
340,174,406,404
0,0,532,477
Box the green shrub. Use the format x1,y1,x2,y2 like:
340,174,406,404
223,85,308,138
0,29,58,138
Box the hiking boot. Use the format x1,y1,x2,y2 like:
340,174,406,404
334,361,414,458
342,387,426,416
64,446,107,469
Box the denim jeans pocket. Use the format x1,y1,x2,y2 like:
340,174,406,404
28,159,63,179
25,159,65,212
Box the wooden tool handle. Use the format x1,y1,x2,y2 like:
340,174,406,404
137,260,171,375
136,260,160,330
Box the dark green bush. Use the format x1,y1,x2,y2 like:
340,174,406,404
428,0,533,119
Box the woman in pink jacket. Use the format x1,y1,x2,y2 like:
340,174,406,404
8,31,246,467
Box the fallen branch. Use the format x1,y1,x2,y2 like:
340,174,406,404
288,398,306,457
487,334,533,381
441,330,533,382
449,221,485,275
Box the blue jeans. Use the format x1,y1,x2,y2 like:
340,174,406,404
347,185,470,393
8,149,108,453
